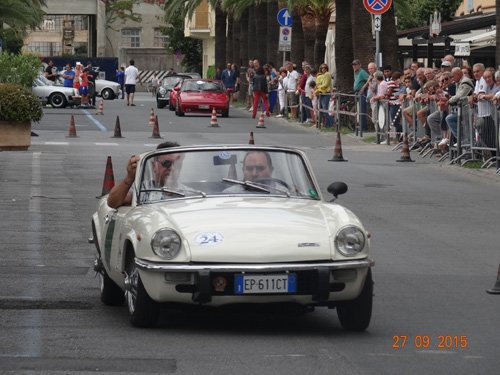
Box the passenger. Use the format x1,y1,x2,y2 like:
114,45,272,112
107,142,180,208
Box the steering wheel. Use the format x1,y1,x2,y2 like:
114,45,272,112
253,177,290,189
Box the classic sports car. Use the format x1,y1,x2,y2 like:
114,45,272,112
95,79,121,100
32,75,81,108
175,79,229,117
156,74,192,109
91,145,373,329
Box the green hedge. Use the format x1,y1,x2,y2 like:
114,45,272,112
0,52,42,88
0,83,43,123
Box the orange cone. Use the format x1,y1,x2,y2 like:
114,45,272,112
256,112,266,128
67,114,78,138
486,263,500,294
99,156,115,197
150,115,163,139
249,131,255,144
396,134,414,162
329,131,347,162
96,98,104,115
112,115,123,138
148,108,155,127
209,108,219,127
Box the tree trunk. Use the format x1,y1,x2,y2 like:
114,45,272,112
247,7,256,61
290,12,304,67
232,14,241,67
351,4,374,69
335,0,354,92
314,13,330,69
300,8,315,67
254,3,267,63
267,0,280,65
496,0,500,66
381,6,400,71
226,14,233,64
215,5,226,70
239,9,249,67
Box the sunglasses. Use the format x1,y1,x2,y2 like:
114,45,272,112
245,165,266,172
157,159,174,169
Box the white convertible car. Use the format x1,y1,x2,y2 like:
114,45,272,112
91,145,374,329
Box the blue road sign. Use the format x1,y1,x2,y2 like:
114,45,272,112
277,8,293,27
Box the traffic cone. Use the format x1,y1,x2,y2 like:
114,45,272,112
396,134,415,162
98,156,115,197
486,263,500,294
256,112,266,128
96,98,104,115
66,115,78,138
148,108,155,127
112,115,123,138
329,131,347,162
249,131,255,145
209,108,219,127
150,115,163,139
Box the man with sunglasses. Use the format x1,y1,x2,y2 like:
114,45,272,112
107,141,180,208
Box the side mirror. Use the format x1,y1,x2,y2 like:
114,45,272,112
327,182,348,201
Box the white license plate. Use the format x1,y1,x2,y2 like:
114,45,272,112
234,274,297,294
199,104,209,109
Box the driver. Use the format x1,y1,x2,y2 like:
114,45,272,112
107,141,180,208
224,151,284,193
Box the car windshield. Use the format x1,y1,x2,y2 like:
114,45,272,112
36,75,53,86
137,148,320,204
182,80,223,92
161,76,183,89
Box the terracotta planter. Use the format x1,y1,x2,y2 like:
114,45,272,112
0,121,31,151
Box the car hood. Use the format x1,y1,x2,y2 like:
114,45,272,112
132,197,363,263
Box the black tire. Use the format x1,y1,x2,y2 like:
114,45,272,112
125,257,160,328
169,101,175,111
222,107,229,118
337,269,373,331
175,103,184,117
157,101,166,109
99,267,125,306
101,88,115,100
48,92,67,108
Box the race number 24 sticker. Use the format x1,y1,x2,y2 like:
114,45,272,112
194,232,223,246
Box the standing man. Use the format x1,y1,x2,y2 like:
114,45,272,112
44,59,58,82
116,67,125,99
61,64,75,88
221,63,237,105
86,62,98,108
360,62,378,125
124,59,139,106
246,60,255,111
285,61,299,121
352,59,369,131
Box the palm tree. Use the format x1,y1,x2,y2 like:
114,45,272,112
334,0,354,92
0,0,46,29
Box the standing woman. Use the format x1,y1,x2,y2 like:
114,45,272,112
276,67,288,118
252,66,270,119
316,64,333,128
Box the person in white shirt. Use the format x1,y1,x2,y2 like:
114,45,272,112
124,59,139,106
285,61,300,120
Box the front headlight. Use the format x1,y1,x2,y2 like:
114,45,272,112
335,226,366,256
151,229,182,259
158,87,166,95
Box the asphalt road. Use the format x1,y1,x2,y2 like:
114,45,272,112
0,93,498,374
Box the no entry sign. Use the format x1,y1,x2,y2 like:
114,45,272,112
363,0,392,15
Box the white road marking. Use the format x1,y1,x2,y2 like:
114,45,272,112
94,143,119,146
45,142,69,145
81,108,107,131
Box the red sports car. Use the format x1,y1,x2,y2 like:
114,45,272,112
175,79,229,117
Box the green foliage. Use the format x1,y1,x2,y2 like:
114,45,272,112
0,0,46,30
395,0,462,30
105,0,142,30
160,14,202,73
0,29,24,54
0,83,43,123
0,52,42,88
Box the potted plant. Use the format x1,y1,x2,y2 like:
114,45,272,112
0,83,43,150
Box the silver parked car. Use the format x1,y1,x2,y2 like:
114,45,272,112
95,79,121,100
32,75,81,108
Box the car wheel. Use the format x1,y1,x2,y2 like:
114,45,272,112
336,269,373,331
169,102,175,111
157,101,165,109
101,88,115,100
99,266,125,306
124,256,160,328
48,92,67,108
222,107,229,118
